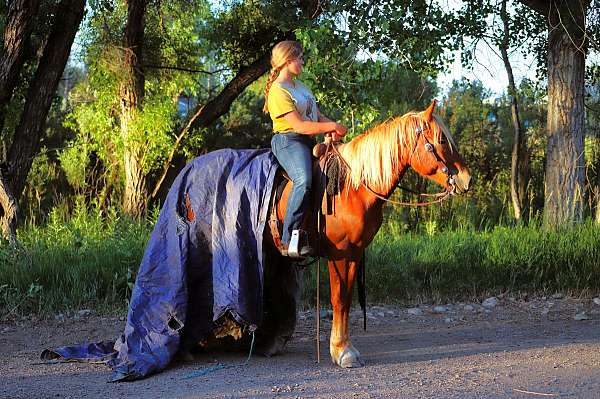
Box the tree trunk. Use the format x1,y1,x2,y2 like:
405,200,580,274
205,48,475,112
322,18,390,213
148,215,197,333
0,172,17,244
499,0,528,222
1,0,85,240
516,1,589,228
543,2,587,228
0,0,40,242
119,0,147,218
0,0,40,133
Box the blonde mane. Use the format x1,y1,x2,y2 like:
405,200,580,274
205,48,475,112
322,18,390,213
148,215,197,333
338,112,455,192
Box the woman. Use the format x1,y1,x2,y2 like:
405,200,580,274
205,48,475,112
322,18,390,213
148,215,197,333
264,40,347,258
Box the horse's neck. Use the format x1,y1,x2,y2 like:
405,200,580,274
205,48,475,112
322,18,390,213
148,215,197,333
363,163,409,200
339,129,411,199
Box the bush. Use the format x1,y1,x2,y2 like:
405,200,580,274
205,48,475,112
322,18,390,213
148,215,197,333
2,205,599,317
0,203,150,317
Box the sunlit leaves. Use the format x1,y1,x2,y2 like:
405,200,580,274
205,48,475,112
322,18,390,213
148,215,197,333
65,0,211,186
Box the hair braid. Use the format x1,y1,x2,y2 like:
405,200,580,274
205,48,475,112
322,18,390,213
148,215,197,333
263,67,281,114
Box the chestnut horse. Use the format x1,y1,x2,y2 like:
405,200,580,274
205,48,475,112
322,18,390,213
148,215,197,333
260,101,471,367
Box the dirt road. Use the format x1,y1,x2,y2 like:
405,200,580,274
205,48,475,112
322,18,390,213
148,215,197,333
2,296,600,398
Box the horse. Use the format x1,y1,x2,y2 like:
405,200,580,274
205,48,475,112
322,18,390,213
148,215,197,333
257,100,471,367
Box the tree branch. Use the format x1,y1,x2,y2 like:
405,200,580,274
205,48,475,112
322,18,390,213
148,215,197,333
517,0,550,16
150,46,284,198
142,64,230,75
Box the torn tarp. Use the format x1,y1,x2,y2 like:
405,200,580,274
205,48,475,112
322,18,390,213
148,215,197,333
42,148,278,381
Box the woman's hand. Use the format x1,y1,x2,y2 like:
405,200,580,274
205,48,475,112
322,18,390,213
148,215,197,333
332,123,347,141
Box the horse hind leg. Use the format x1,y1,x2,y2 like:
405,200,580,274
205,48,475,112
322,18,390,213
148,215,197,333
256,244,303,357
328,258,363,368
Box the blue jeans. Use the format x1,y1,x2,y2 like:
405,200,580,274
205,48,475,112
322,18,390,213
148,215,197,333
271,132,315,245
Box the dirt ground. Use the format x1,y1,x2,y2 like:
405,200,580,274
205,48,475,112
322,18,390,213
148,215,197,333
2,295,600,399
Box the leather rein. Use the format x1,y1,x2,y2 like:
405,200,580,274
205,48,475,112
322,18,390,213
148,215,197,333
327,123,456,207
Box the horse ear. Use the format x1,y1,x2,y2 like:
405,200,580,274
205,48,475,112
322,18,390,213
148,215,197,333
423,99,436,121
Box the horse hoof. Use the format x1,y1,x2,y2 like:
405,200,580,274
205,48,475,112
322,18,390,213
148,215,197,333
333,347,363,368
174,350,195,363
258,336,288,357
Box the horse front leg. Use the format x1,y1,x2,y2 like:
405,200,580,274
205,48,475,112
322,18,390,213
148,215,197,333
328,258,363,368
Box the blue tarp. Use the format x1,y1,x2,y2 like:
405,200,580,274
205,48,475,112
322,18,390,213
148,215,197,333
42,148,279,381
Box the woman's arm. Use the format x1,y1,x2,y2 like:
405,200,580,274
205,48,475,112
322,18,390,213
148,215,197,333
281,110,346,136
318,109,333,123
317,108,346,141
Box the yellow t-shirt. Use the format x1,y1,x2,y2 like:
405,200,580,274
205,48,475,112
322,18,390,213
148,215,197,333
268,80,318,132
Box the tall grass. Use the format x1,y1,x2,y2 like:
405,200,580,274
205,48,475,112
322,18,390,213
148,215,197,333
302,220,600,304
0,201,151,318
1,203,599,317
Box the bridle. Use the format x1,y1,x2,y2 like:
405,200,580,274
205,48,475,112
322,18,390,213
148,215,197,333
329,119,457,207
411,122,458,192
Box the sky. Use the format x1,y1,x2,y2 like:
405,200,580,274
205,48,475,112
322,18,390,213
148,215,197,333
434,0,539,98
71,0,598,101
436,44,539,98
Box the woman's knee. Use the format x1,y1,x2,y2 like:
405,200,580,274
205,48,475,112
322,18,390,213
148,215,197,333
292,170,312,191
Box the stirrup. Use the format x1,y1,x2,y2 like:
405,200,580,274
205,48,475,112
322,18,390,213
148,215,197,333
286,229,314,259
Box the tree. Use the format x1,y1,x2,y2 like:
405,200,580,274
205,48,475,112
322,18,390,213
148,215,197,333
0,0,39,134
517,0,589,228
0,0,40,243
119,0,147,217
454,0,547,223
0,0,86,241
499,0,531,222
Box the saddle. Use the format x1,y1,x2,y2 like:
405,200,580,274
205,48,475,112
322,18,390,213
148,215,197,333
267,139,344,256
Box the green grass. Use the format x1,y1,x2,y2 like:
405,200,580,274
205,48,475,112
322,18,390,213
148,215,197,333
1,204,600,318
0,203,150,317
353,220,600,302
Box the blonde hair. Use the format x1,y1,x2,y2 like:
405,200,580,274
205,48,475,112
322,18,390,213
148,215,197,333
263,40,303,114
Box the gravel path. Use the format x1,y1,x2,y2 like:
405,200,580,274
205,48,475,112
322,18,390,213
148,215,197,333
2,295,600,398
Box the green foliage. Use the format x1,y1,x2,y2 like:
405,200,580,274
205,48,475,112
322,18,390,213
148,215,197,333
63,0,212,205
58,139,90,192
3,210,599,316
360,219,600,302
0,202,150,317
443,79,509,221
332,0,459,77
203,0,306,70
296,22,437,137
